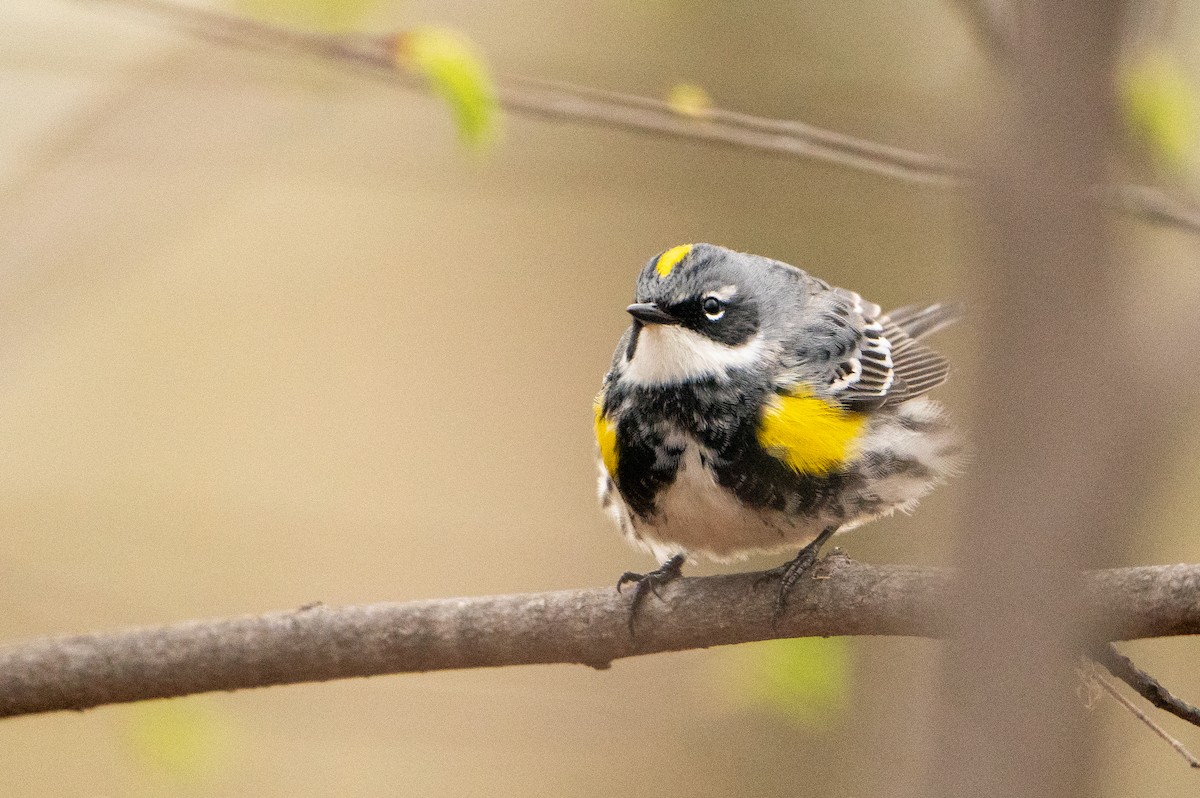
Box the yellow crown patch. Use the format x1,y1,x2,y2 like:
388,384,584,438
655,244,693,278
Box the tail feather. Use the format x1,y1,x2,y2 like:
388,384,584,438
884,302,963,341
877,302,962,406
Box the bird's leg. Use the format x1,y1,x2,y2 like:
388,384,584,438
756,525,839,617
616,553,686,633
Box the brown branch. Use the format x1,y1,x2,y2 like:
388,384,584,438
1092,642,1200,728
1,555,1198,719
1087,668,1200,769
83,0,1200,233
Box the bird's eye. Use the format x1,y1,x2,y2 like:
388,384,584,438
702,297,725,320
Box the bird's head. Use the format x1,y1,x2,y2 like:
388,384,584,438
618,243,784,385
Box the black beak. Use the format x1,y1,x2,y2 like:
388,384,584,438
626,302,680,325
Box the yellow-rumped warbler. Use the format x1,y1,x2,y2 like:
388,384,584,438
595,243,962,617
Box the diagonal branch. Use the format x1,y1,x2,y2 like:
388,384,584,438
1092,642,1200,727
1086,668,1200,769
1,555,1198,719
82,0,1200,233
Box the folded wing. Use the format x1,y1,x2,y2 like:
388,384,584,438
800,290,960,411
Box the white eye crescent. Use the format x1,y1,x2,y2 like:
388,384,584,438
702,296,726,321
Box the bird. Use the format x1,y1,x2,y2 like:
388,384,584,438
594,243,962,623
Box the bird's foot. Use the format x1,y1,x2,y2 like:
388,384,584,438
755,525,839,619
616,554,686,634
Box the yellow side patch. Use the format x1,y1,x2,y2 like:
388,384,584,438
594,398,619,476
655,244,693,278
757,387,866,476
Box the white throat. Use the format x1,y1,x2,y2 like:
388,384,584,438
621,325,765,385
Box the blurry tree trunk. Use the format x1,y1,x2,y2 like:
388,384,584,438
929,3,1137,797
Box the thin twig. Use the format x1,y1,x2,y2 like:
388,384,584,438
80,0,1200,232
1090,669,1200,769
1092,642,1200,728
0,558,1199,719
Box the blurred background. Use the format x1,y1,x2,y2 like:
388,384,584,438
2,0,1199,795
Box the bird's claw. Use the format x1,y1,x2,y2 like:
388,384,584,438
756,525,840,621
616,554,685,634
767,549,820,618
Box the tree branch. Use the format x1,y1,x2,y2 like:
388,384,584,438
1086,667,1200,769
83,0,1200,234
1,555,1198,719
1091,642,1200,728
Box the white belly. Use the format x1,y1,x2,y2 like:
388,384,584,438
600,397,962,565
616,444,831,563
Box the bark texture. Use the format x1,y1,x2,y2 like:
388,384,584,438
0,556,1197,719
